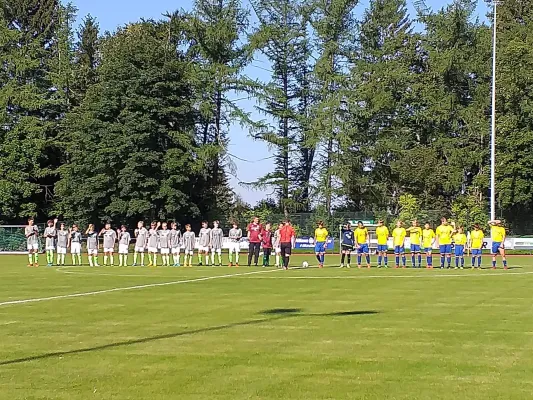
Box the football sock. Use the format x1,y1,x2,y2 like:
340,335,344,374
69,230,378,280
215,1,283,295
34,253,39,264
461,257,464,268
402,256,406,266
377,255,382,266
471,256,476,267
418,255,422,267
357,255,362,265
384,255,387,266
218,253,222,264
88,256,94,267
229,253,233,263
347,254,351,264
503,259,508,267
140,253,145,265
492,259,496,268
104,255,108,265
153,255,158,266
28,254,33,264
411,255,416,267
110,255,114,265
93,255,98,265
205,254,209,265
316,254,321,263
447,257,451,268
275,254,280,266
133,252,138,264
440,256,445,267
341,254,346,265
455,257,459,268
148,254,153,264
365,255,370,265
395,255,399,266
477,256,482,267
235,252,239,264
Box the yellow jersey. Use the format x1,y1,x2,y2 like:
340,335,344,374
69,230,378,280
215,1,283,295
491,226,505,242
392,227,406,246
436,224,454,245
453,233,467,246
354,227,368,244
375,226,389,245
315,228,329,242
422,229,435,248
408,227,422,245
470,230,484,249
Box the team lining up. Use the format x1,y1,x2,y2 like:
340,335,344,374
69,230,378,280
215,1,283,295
22,216,508,270
23,217,297,269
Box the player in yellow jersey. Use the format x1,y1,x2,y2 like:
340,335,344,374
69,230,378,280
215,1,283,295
314,221,329,268
468,224,484,269
435,217,454,269
488,220,507,269
354,221,371,268
375,220,389,268
392,221,407,268
452,226,467,269
406,220,422,268
422,223,436,268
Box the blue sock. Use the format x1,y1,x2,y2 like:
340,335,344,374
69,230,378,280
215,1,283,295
320,254,325,263
427,256,431,266
447,257,451,267
417,255,422,267
411,255,415,267
429,255,433,266
402,256,406,266
366,255,370,265
395,255,399,266
357,255,362,265
503,259,507,267
440,256,445,267
384,256,388,266
455,257,459,268
461,258,464,267
478,256,482,267
492,260,496,267
378,255,382,266
471,257,475,267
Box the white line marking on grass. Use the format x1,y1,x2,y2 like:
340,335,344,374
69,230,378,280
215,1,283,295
0,269,280,307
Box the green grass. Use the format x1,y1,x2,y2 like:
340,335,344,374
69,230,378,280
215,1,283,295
1,254,532,399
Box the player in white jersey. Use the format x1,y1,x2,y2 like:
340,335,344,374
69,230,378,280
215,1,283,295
118,225,131,267
197,221,211,266
69,224,83,266
43,218,58,266
158,222,171,266
170,222,182,266
273,222,283,268
147,221,160,267
25,218,40,267
133,221,148,266
182,224,196,267
86,224,100,267
228,222,242,267
56,222,69,266
210,221,224,266
100,223,117,266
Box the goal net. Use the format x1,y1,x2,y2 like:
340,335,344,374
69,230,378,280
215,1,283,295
0,225,44,254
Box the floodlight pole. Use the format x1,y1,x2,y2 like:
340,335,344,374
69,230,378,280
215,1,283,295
490,0,497,221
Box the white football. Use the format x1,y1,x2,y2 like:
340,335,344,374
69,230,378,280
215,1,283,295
302,261,309,268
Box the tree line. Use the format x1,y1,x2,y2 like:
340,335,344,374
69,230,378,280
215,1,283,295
1,0,532,234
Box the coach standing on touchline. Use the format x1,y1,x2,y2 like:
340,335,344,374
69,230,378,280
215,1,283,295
279,219,296,270
247,216,263,266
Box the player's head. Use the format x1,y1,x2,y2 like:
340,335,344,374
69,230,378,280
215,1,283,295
28,217,34,226
412,220,418,227
137,221,144,228
424,222,430,229
346,222,351,229
473,223,480,231
171,222,177,229
88,223,94,231
47,219,53,227
121,225,127,231
202,221,208,228
377,220,383,226
185,224,191,231
150,221,157,229
60,222,65,230
317,220,324,228
72,224,78,231
265,222,271,230
357,221,363,228
441,217,448,225
284,219,291,226
105,222,111,230
162,222,167,229
213,220,219,228
396,220,403,228
232,221,238,229
278,222,283,229
253,216,259,224
457,226,464,233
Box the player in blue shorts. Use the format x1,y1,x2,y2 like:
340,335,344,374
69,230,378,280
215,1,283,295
375,220,389,268
392,221,406,268
488,220,508,269
314,221,328,268
453,227,467,269
436,217,454,269
354,221,370,268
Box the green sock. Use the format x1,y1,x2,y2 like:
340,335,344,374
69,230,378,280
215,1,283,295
148,254,153,264
34,253,39,264
28,254,33,264
77,254,82,265
229,253,233,263
94,255,98,265
198,253,202,263
218,254,222,264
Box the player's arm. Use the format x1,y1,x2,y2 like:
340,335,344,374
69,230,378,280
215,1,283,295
98,228,105,236
291,228,296,248
365,229,369,244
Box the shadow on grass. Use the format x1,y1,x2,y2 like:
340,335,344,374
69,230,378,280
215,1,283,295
0,309,377,367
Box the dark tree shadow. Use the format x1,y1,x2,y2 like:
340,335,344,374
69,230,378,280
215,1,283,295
0,308,378,367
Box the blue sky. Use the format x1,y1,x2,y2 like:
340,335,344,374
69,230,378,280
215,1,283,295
72,0,489,206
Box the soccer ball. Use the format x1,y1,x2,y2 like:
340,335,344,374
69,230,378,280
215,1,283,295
302,261,309,268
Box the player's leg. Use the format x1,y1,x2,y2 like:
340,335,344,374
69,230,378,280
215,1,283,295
228,245,234,266
410,247,416,268
417,249,422,268
275,247,280,268
254,243,260,266
439,246,445,269
500,246,507,269
394,247,400,268
426,249,432,268
339,248,345,267
471,249,476,268
27,246,33,267
376,247,382,268
401,247,406,268
133,249,138,266
383,249,388,268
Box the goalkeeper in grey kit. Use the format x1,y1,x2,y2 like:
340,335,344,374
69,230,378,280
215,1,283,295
228,222,242,267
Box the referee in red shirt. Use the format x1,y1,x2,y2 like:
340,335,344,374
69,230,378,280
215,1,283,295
247,216,263,266
279,219,296,270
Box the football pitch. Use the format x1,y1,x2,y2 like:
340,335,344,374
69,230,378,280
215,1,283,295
1,254,533,399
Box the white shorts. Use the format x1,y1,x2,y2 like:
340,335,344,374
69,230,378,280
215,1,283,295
88,249,97,255
119,244,129,254
71,242,81,254
148,247,158,253
45,246,55,251
27,243,39,251
57,246,67,255
228,242,240,253
171,247,180,254
198,246,209,252
134,246,145,253
160,248,170,254
185,250,194,255
275,247,281,254
104,247,114,253
211,248,222,254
